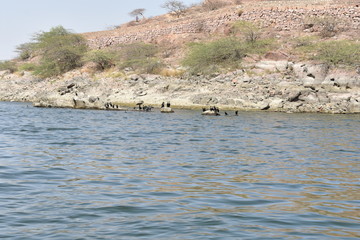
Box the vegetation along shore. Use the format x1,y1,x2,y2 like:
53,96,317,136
1,0,359,113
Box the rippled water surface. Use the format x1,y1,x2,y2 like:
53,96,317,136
0,102,359,239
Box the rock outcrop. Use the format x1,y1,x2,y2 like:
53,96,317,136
160,107,174,113
1,60,359,114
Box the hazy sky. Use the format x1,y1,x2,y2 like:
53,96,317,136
0,0,201,60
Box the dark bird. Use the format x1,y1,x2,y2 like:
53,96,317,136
225,112,228,116
235,111,238,116
136,100,144,110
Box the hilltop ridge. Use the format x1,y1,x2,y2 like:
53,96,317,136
83,0,360,64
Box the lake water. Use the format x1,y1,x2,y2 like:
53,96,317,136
0,101,359,239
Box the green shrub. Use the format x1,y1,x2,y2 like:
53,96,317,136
33,61,60,78
18,63,37,71
182,37,272,75
232,20,261,43
83,49,116,70
22,26,88,78
293,39,360,68
117,43,163,73
120,58,164,74
182,38,245,74
120,42,157,60
292,36,319,48
0,61,17,73
16,42,36,60
314,40,360,67
243,39,274,55
291,36,319,59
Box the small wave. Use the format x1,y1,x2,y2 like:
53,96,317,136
49,142,77,146
86,205,155,214
46,128,80,131
0,183,30,192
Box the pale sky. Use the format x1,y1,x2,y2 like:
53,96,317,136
0,0,201,60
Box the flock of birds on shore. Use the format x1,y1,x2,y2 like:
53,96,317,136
202,106,239,116
103,101,239,116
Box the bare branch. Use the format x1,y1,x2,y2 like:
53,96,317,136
161,0,187,18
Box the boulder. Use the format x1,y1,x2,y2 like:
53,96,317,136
316,92,330,104
73,98,86,109
254,60,289,72
269,98,284,109
258,101,270,110
287,91,302,102
201,110,220,116
348,98,360,113
255,61,278,71
130,74,141,81
136,90,147,96
160,107,174,113
88,96,99,103
302,76,317,87
327,93,352,102
293,63,329,84
298,92,319,103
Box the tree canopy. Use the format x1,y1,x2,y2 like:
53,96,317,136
129,8,146,21
19,26,88,78
161,0,187,18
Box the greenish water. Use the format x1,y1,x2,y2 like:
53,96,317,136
0,102,359,239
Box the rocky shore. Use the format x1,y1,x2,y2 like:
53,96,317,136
1,60,359,114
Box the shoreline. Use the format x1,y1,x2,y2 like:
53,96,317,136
2,100,347,116
1,60,360,114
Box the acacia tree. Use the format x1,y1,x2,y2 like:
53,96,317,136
129,8,145,22
29,26,87,78
16,42,36,60
161,0,187,18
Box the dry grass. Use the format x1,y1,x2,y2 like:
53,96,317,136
159,68,185,77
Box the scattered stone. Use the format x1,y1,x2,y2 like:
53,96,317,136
130,75,140,81
67,83,76,89
88,96,98,103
